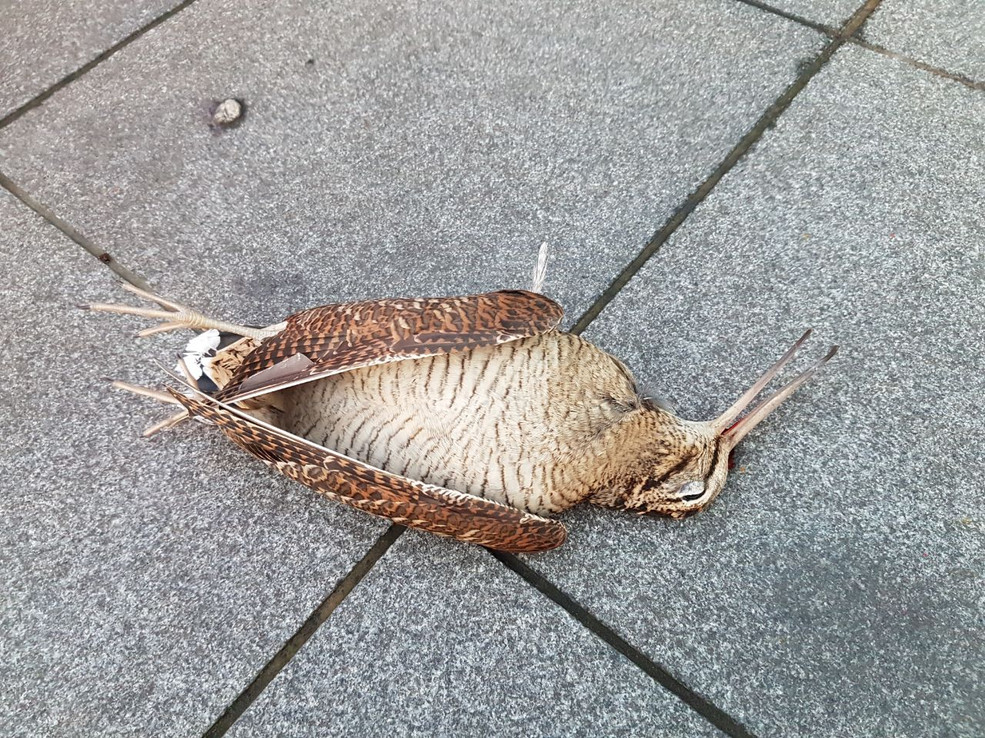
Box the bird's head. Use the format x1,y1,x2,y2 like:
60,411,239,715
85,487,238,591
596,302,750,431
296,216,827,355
593,331,836,519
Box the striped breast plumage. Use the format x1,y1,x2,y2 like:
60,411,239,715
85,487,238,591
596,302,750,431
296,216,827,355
281,331,640,515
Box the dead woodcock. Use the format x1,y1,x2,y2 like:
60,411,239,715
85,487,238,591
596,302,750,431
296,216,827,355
87,267,836,553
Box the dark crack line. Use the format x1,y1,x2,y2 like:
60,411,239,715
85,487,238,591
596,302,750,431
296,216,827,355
848,38,985,92
733,0,836,35
732,0,985,93
0,169,151,289
492,551,757,738
0,0,199,132
570,0,883,335
201,525,405,738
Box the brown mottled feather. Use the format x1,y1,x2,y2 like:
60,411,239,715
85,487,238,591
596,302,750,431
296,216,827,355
218,290,563,402
169,389,568,553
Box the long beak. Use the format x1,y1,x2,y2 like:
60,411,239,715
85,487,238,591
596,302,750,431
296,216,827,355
713,331,837,448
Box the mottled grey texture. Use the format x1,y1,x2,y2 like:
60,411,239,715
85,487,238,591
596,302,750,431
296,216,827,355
0,0,822,326
524,47,985,737
0,191,386,735
231,533,721,737
866,0,985,81
0,0,179,118
5,0,981,735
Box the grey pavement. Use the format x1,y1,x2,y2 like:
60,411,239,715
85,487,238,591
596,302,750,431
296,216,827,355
0,0,181,120
0,0,822,325
1,0,983,736
232,534,720,738
866,0,985,81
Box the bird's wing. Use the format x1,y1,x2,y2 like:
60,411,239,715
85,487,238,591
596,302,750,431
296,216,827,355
170,387,568,554
217,290,563,402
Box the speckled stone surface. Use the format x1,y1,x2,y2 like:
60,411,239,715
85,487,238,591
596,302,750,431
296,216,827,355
0,190,386,735
0,0,822,326
0,0,179,119
230,533,722,737
5,0,982,734
523,47,985,737
866,0,985,81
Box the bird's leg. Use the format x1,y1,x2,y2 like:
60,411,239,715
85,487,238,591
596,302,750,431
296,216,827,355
108,379,182,405
141,411,190,438
82,282,275,340
107,379,190,437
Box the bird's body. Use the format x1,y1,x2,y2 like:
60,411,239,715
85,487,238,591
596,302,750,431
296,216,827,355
89,282,836,552
284,331,640,515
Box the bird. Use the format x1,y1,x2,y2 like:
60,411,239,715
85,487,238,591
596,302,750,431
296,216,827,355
85,264,836,554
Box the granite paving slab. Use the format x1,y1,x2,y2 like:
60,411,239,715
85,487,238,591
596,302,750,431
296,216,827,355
0,0,822,326
0,189,387,735
229,533,722,737
0,0,180,120
866,0,985,82
521,47,985,737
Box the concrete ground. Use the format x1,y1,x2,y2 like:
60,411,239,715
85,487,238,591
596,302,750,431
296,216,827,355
1,0,982,735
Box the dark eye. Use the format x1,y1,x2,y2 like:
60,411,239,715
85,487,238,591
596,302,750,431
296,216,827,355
678,481,705,502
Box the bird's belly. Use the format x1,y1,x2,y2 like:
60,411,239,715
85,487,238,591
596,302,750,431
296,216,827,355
279,332,624,514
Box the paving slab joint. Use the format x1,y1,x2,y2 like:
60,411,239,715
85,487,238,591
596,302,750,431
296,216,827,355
0,0,199,132
491,551,758,737
569,0,882,335
0,169,151,289
732,0,984,93
201,525,405,737
732,0,836,35
848,38,985,92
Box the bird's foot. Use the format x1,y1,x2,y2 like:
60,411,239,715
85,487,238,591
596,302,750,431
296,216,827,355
81,282,270,340
105,377,190,437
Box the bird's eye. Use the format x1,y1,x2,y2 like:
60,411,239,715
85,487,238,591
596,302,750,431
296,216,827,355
677,481,705,502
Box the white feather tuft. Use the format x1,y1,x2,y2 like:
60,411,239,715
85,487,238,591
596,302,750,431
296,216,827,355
530,241,550,294
176,329,221,380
